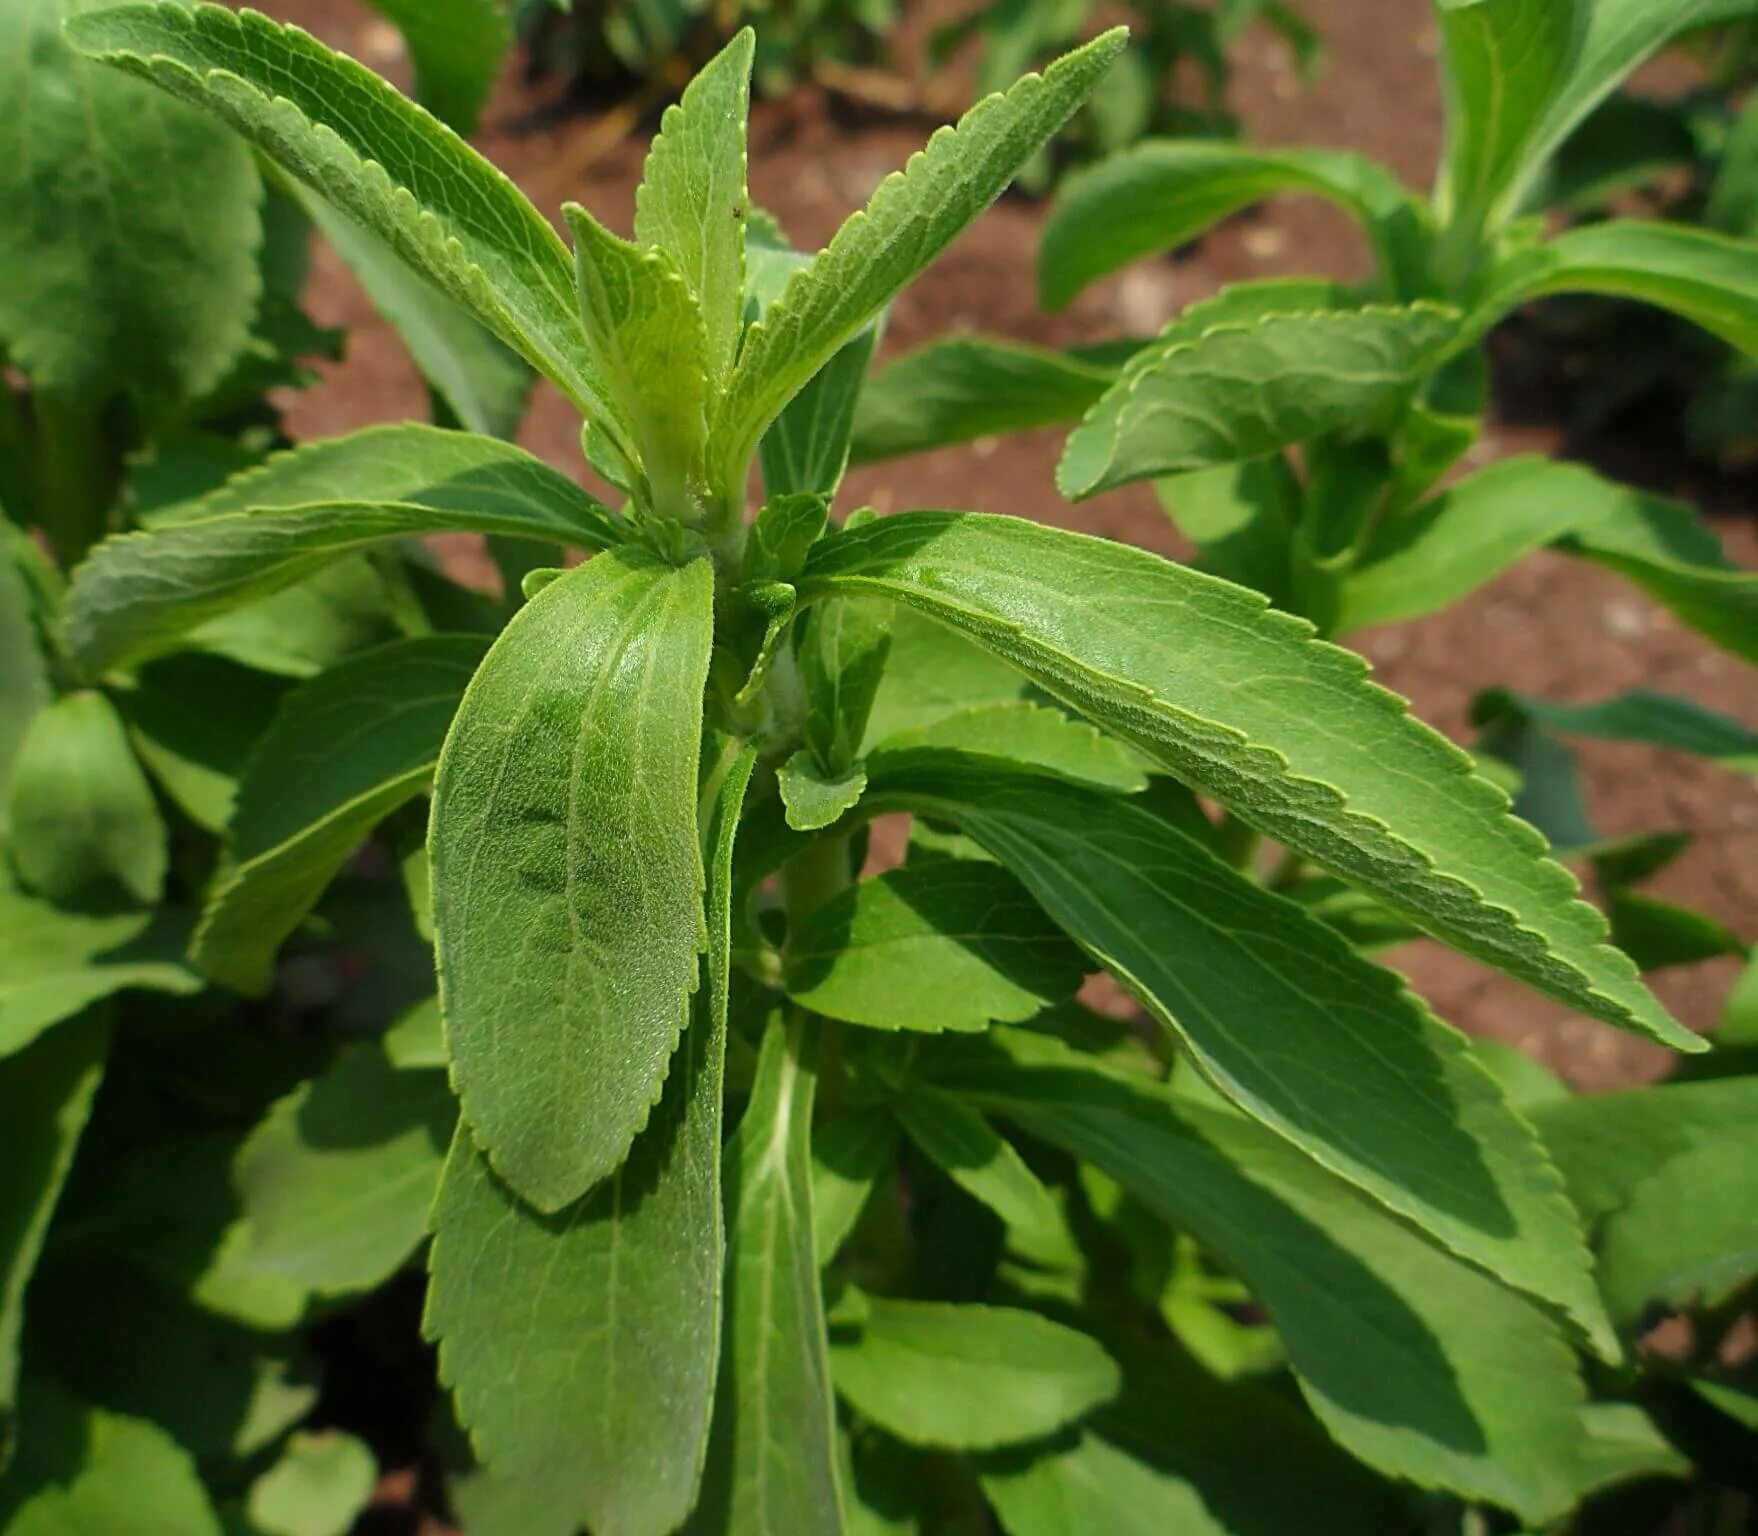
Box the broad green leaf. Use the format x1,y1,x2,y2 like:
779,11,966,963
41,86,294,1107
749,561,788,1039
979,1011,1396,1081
0,554,50,828
431,742,753,1536
980,1432,1226,1536
812,1108,900,1263
65,426,616,672
66,3,608,419
298,189,532,440
1568,1403,1689,1500
1480,690,1758,772
861,607,1030,747
1596,1128,1758,1324
0,0,259,408
866,754,1612,1349
710,29,1126,490
432,550,713,1210
0,879,195,1060
1155,457,1300,609
0,1014,107,1457
248,1429,378,1536
896,1087,1063,1250
803,511,1694,1053
8,692,167,908
800,597,893,777
234,1046,454,1295
634,29,754,393
194,636,487,993
359,0,508,133
874,703,1148,793
692,1016,845,1535
1059,305,1461,497
182,557,400,680
563,205,710,517
1472,222,1758,354
0,1386,221,1536
829,1295,1120,1450
850,336,1120,465
787,863,1086,1034
946,1029,1588,1521
1040,142,1423,310
778,754,869,833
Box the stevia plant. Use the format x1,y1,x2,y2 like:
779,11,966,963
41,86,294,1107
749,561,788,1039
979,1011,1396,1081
1,5,1755,1536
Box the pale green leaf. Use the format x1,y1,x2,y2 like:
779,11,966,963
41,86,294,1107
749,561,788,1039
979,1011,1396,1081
867,754,1613,1351
861,607,1030,747
803,511,1693,1052
359,0,509,133
692,1016,845,1535
66,3,608,418
946,1029,1588,1521
812,1109,900,1263
634,29,754,392
1059,305,1461,497
0,878,195,1060
787,863,1086,1034
1568,1403,1689,1500
0,1014,107,1455
8,692,167,908
896,1087,1063,1249
874,703,1148,793
710,29,1126,491
1041,142,1423,310
65,425,616,672
193,636,486,993
182,557,399,680
829,1295,1120,1451
1473,222,1758,355
0,0,259,407
247,1429,378,1536
1482,690,1758,772
384,995,445,1070
980,1431,1226,1536
778,753,869,833
234,1046,454,1295
431,549,713,1211
0,554,50,829
0,1386,221,1536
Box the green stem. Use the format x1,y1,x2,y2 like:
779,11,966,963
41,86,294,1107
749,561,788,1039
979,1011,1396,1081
33,392,117,570
1213,812,1261,875
782,830,853,1116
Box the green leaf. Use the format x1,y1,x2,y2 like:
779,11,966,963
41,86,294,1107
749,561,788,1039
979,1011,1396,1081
761,326,880,500
692,1016,845,1535
778,753,869,833
0,879,195,1060
829,1295,1120,1451
946,1029,1587,1521
359,0,509,133
1059,305,1461,497
0,554,50,829
0,1014,106,1459
1568,1403,1689,1499
812,1108,899,1263
1040,142,1423,310
1481,690,1758,772
563,205,710,516
800,597,893,776
875,703,1148,793
1473,222,1758,354
234,1046,454,1295
803,511,1694,1053
980,1431,1229,1536
65,425,616,672
1154,457,1300,609
430,746,754,1536
66,3,607,418
850,336,1121,465
0,0,259,408
432,549,713,1211
709,29,1126,491
896,1087,1063,1250
0,1385,221,1536
867,754,1613,1350
1606,888,1744,973
8,691,167,908
634,29,754,394
183,557,400,680
787,863,1086,1034
862,608,1030,747
298,188,532,440
193,636,486,993
247,1429,378,1536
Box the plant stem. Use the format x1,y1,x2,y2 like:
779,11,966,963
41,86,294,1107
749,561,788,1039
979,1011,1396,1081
33,391,117,569
781,830,853,1117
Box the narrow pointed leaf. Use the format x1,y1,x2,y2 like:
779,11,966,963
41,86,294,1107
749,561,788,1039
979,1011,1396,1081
867,753,1612,1350
634,29,754,391
0,554,49,827
358,0,509,133
710,29,1125,489
429,746,754,1536
803,511,1694,1053
1481,691,1758,773
1040,142,1423,309
896,1088,1063,1246
432,549,713,1211
1060,305,1460,497
66,426,616,672
944,1029,1588,1521
66,3,607,415
195,636,487,993
693,1015,845,1535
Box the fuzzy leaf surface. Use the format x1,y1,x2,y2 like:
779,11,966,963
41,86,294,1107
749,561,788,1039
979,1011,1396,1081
431,550,713,1211
804,511,1692,1052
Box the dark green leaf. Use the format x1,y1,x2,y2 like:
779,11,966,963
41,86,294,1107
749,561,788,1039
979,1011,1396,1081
1485,689,1758,772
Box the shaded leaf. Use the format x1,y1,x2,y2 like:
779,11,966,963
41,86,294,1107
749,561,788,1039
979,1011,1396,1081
359,0,509,133
247,1429,377,1536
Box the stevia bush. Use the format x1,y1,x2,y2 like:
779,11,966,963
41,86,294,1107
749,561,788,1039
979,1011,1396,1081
0,4,1754,1535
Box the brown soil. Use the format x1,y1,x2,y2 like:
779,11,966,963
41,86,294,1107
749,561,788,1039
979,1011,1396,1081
267,0,1757,1094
